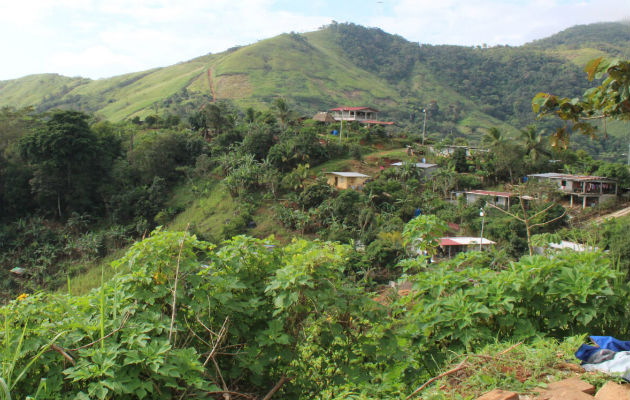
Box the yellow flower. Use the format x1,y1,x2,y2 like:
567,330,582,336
153,271,167,285
17,293,29,301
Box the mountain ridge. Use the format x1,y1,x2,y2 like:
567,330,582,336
0,21,628,147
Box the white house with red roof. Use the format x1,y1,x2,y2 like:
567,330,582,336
437,237,496,258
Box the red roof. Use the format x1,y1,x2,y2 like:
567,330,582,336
361,120,394,125
439,238,461,246
329,106,379,112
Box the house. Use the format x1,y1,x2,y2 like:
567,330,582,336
427,144,488,157
527,173,617,209
464,190,515,209
328,107,394,126
330,106,379,122
326,172,370,190
390,162,438,178
437,237,496,258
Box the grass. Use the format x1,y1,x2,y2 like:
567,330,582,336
167,179,238,241
57,248,126,296
420,335,621,399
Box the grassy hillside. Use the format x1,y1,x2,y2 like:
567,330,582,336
0,21,628,148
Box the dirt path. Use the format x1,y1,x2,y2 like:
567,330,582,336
593,206,630,223
207,68,216,102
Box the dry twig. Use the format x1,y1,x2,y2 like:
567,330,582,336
51,343,76,366
406,357,469,399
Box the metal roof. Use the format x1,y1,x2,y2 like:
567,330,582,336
466,190,513,197
439,237,496,246
326,172,370,178
391,162,438,168
329,106,379,112
548,240,597,252
528,173,615,182
360,120,394,125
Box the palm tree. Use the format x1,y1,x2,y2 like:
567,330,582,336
482,127,505,148
272,98,294,131
520,125,551,162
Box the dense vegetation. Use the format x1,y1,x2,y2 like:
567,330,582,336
2,227,628,399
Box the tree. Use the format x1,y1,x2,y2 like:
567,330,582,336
532,58,630,148
485,184,566,256
19,111,109,218
482,127,506,147
271,98,295,131
520,125,551,166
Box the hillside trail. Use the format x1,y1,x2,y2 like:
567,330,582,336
592,206,630,223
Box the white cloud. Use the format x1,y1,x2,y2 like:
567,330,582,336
49,46,143,78
373,0,628,46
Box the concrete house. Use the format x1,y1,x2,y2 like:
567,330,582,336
330,106,379,122
464,190,515,209
328,107,394,126
527,173,617,208
326,172,370,190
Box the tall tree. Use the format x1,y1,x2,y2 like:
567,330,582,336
19,111,108,218
482,127,506,148
271,98,295,131
520,125,551,163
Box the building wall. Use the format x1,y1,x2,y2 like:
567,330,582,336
327,175,368,190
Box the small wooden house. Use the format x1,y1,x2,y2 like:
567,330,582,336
312,112,336,123
326,172,370,190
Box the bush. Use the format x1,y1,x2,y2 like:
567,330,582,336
398,250,629,352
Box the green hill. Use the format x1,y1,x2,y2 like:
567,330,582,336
0,21,628,144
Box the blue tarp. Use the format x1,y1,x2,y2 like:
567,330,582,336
575,336,630,382
575,336,630,362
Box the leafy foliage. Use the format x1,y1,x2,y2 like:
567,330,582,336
533,57,630,147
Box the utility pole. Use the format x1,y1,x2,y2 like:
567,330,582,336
339,115,343,143
479,208,485,251
421,108,427,145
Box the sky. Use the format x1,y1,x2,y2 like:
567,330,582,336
0,0,627,81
